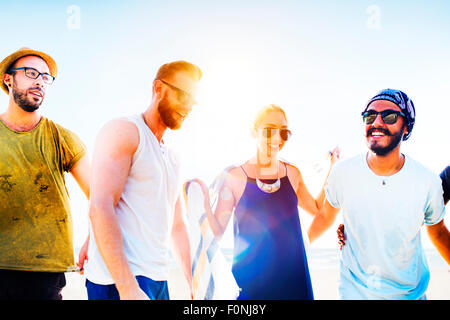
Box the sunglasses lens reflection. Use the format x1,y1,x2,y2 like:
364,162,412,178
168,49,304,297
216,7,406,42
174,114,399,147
362,111,400,125
363,114,377,124
262,128,274,138
382,113,398,124
261,128,291,141
281,129,291,141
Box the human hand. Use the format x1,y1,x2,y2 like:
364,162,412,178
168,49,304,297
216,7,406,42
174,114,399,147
337,223,346,250
328,146,340,166
119,286,150,300
185,269,194,300
192,178,211,204
77,236,89,274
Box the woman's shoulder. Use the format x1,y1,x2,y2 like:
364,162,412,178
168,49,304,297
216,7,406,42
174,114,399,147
215,164,248,203
281,159,301,176
218,162,250,191
280,160,302,191
226,163,248,181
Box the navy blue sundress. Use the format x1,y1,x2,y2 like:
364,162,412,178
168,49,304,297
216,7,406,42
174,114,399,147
232,165,314,300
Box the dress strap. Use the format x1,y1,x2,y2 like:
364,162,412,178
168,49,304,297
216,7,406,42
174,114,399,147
240,165,249,177
283,161,288,176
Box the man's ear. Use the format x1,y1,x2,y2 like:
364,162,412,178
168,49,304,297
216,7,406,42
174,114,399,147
3,74,12,91
402,123,409,139
153,79,164,97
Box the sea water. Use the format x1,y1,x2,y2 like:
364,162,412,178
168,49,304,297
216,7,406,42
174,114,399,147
219,247,449,270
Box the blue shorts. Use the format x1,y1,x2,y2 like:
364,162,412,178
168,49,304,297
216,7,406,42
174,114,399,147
86,276,170,300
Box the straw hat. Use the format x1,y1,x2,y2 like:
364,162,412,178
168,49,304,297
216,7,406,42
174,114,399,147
0,47,57,94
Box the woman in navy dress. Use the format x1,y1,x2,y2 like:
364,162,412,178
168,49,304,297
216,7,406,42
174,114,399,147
196,104,339,299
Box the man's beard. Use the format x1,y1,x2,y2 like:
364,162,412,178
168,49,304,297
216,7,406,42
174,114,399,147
157,96,184,130
367,126,404,156
12,82,42,113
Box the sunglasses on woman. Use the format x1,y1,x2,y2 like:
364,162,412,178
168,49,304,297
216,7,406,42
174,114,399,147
260,127,292,141
361,110,406,125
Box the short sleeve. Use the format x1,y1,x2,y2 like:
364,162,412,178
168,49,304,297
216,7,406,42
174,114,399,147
325,165,342,209
57,126,87,172
424,173,446,225
440,166,450,204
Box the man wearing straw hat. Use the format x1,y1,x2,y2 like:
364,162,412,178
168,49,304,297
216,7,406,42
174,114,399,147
84,61,201,300
0,48,90,299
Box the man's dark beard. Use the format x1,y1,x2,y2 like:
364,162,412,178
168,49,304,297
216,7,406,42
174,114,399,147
157,96,183,130
367,126,404,156
12,82,41,113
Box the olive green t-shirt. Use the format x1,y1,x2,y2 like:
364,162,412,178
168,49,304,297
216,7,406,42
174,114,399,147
0,117,86,272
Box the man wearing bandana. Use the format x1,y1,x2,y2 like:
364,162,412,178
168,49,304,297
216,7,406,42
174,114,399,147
307,89,447,299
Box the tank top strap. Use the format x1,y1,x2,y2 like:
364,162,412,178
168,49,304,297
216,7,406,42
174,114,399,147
281,160,292,177
240,165,249,177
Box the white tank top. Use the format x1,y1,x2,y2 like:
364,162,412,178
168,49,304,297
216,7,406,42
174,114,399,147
85,114,181,284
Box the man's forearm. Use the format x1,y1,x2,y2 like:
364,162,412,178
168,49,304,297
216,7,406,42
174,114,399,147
171,221,192,285
89,203,139,294
427,220,450,264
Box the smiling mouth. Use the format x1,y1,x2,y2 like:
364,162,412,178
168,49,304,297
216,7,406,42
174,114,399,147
267,143,281,149
368,129,390,138
174,109,188,118
29,90,43,99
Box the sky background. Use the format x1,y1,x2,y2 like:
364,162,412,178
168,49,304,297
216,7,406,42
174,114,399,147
1,1,449,252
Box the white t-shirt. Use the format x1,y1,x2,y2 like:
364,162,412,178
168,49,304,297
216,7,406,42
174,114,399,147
325,153,445,299
85,114,181,284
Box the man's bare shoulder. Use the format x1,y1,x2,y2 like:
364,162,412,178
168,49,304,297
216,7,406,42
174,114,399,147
96,117,140,154
100,117,138,133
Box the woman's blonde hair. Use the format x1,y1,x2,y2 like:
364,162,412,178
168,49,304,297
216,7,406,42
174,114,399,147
252,104,288,129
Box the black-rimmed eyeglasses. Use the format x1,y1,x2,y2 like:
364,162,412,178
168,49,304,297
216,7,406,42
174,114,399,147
8,67,55,85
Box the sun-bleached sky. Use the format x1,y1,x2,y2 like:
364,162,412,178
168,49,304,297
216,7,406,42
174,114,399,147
1,1,449,249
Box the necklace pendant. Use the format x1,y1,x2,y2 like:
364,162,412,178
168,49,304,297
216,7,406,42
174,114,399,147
255,160,281,193
256,178,281,193
382,180,386,185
